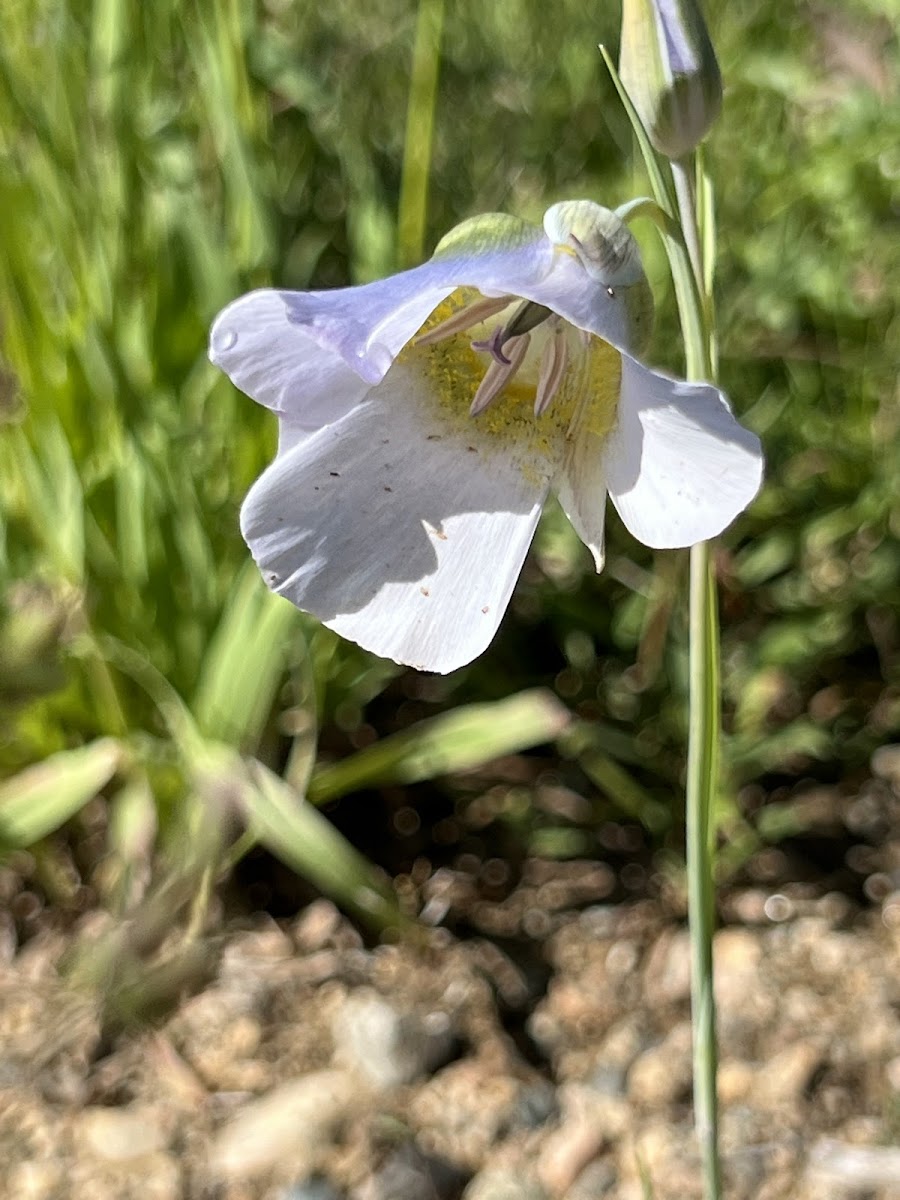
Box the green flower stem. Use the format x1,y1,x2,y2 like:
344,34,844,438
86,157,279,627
397,0,444,268
599,52,724,1194
671,160,703,306
686,538,722,1200
673,154,722,1200
599,54,723,1193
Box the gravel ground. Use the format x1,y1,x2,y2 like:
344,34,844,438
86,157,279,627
1,862,899,1200
2,748,899,1199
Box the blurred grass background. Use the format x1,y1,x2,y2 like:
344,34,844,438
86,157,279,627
0,0,897,967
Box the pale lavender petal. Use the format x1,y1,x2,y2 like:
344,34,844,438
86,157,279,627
210,204,655,431
604,356,764,548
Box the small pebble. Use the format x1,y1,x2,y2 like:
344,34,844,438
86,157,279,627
281,1176,346,1200
5,1161,64,1200
353,1141,468,1200
626,1022,692,1106
463,1169,548,1200
332,990,454,1090
538,1084,624,1195
871,744,900,786
642,929,691,1004
756,1041,825,1108
293,901,345,953
78,1106,167,1161
511,1081,559,1130
563,1159,617,1199
807,1138,900,1188
885,1055,900,1094
209,1068,359,1181
717,1060,756,1104
596,1017,645,1076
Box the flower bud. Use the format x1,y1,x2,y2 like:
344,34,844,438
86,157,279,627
619,0,723,160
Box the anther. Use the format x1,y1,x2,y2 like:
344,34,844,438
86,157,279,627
534,324,569,416
415,294,512,346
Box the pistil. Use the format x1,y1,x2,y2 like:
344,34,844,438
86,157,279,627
471,299,555,365
415,290,580,421
470,326,513,366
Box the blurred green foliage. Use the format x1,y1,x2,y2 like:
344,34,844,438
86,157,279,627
0,0,897,923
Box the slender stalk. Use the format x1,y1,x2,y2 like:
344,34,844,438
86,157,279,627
672,160,703,291
601,43,725,1200
672,154,722,1200
397,0,444,268
686,538,721,1198
695,152,719,376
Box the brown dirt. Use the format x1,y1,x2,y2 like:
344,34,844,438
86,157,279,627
1,850,899,1200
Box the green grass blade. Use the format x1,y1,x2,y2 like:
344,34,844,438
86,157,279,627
0,738,123,849
397,0,444,267
192,563,300,749
309,689,570,805
240,756,413,936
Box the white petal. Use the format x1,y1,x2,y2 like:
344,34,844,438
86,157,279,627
209,290,371,424
553,335,623,570
604,356,764,549
240,364,556,673
276,420,313,457
557,429,608,572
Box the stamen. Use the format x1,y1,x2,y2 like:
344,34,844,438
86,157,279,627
469,333,530,416
415,294,512,346
534,324,569,416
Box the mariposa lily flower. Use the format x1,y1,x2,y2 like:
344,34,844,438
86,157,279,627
209,200,762,673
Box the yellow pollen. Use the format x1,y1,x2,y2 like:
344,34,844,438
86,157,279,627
398,288,622,467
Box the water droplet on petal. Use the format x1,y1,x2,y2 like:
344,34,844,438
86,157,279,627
212,327,238,353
